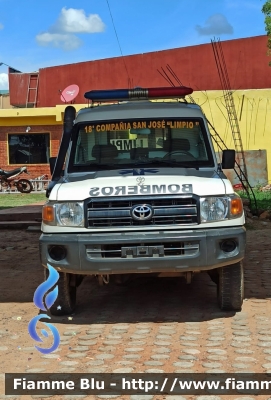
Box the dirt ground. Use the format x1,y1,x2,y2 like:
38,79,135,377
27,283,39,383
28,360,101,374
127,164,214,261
0,222,271,400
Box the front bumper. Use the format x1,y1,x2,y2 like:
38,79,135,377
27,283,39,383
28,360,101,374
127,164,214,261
39,226,246,275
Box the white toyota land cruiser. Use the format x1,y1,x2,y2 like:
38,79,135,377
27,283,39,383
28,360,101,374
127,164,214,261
40,86,246,315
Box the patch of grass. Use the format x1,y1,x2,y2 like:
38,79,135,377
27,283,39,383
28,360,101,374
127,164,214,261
0,193,46,210
237,190,271,212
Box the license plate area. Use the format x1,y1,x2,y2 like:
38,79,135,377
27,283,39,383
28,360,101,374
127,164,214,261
86,241,199,259
121,245,164,258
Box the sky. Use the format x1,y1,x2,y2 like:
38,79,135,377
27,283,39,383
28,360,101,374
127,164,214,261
0,0,267,89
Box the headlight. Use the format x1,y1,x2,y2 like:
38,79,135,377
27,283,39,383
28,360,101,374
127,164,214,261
43,202,84,227
200,197,228,222
56,202,84,226
200,195,243,223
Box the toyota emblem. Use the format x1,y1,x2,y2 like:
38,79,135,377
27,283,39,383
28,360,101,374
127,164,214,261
131,204,153,221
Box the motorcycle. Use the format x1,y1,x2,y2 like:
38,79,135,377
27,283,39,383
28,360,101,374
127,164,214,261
0,166,33,193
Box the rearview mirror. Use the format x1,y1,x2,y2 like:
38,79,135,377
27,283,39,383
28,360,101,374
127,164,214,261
130,128,151,135
221,149,235,169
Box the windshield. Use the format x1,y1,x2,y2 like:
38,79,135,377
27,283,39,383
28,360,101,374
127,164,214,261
69,118,215,172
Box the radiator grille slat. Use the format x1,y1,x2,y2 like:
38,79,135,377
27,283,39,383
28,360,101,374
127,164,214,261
87,195,199,228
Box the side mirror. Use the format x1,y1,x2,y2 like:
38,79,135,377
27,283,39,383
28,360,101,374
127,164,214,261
221,149,235,169
49,157,57,175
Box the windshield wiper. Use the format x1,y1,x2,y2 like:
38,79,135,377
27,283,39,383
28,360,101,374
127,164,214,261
77,160,199,170
78,162,120,168
132,159,176,165
132,159,199,169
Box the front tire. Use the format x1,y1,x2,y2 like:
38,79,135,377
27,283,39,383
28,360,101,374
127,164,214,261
0,178,9,191
16,179,33,193
207,269,219,285
44,268,76,316
217,261,244,311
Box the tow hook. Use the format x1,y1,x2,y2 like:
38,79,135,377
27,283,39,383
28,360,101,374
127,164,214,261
97,274,110,286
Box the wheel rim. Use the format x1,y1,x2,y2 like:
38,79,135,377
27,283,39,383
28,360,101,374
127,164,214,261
17,179,32,193
0,179,9,189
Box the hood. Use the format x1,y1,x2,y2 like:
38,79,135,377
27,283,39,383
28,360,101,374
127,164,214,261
52,168,233,201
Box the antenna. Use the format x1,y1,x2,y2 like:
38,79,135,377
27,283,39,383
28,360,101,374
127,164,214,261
60,84,79,103
157,69,173,86
166,64,184,86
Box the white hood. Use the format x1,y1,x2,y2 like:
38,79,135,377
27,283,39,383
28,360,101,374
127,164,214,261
53,173,233,201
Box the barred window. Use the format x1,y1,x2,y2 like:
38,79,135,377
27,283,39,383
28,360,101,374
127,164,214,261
8,133,50,164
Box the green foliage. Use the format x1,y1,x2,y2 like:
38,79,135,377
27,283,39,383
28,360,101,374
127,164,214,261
254,182,263,191
237,189,271,212
262,0,271,62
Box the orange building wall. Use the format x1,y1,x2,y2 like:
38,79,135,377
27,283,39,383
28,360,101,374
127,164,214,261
9,74,30,108
9,35,271,108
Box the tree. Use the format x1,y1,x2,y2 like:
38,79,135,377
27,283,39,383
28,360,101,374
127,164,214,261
262,0,271,64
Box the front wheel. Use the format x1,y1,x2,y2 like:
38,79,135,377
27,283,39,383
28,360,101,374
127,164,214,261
0,178,9,192
44,268,76,316
217,261,244,311
16,179,33,193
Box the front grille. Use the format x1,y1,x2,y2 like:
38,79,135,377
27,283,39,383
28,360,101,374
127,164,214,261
86,241,199,259
87,195,199,228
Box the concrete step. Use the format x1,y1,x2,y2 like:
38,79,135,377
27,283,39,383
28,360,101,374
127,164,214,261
0,205,42,222
0,213,41,222
0,220,41,229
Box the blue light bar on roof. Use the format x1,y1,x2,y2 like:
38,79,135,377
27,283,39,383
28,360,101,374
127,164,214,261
84,86,193,102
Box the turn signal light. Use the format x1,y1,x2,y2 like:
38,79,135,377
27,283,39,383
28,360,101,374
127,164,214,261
231,198,243,215
42,205,54,222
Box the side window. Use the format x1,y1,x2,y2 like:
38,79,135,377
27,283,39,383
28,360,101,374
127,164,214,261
197,131,208,160
170,126,208,160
